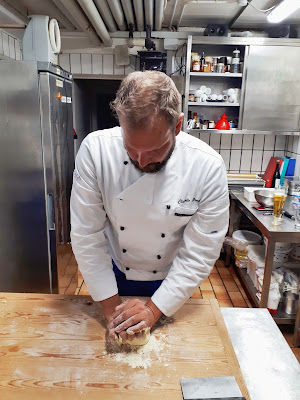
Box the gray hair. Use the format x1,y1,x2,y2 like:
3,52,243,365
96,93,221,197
110,71,181,130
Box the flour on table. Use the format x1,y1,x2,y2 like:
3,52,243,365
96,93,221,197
111,333,167,369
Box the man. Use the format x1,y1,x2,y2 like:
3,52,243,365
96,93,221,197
70,71,229,343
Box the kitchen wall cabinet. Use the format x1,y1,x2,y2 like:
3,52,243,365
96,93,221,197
242,45,300,132
184,36,300,135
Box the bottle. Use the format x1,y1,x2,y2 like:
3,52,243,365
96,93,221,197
192,56,200,72
200,52,205,72
271,161,281,188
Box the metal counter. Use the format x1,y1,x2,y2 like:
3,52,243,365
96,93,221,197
222,308,300,400
229,192,300,313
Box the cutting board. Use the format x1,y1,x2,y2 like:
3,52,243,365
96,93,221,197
0,293,250,400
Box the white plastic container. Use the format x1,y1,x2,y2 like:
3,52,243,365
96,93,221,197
232,230,262,268
247,245,266,285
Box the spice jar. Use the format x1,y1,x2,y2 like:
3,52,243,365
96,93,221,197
205,56,213,72
208,120,215,129
189,93,195,102
217,63,224,73
192,56,201,72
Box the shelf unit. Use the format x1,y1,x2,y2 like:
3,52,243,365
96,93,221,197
190,72,242,78
184,36,245,132
188,102,240,107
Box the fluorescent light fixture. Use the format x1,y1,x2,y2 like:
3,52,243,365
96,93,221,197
267,0,300,23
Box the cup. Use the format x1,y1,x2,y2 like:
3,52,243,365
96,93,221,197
273,185,288,225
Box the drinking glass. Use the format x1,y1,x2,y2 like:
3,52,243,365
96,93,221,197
273,184,288,225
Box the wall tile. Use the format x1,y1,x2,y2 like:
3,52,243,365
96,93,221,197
253,134,265,150
70,54,81,74
103,54,114,74
275,135,286,150
220,150,230,170
230,150,241,171
220,134,232,149
264,135,275,150
81,54,92,74
92,54,103,74
293,135,300,154
59,54,70,72
251,150,263,172
296,136,300,155
293,155,300,178
8,36,15,59
210,133,221,150
114,55,125,75
0,31,3,55
15,39,21,60
231,134,243,149
275,150,286,159
262,150,274,172
242,134,253,149
287,136,294,153
240,150,252,171
199,132,210,145
2,32,9,56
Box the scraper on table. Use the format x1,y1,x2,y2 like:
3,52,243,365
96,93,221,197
180,376,246,400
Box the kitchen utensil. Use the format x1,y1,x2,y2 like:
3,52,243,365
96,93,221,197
254,189,274,207
215,114,230,130
282,291,299,315
180,376,245,400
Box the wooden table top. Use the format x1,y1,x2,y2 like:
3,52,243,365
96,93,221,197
0,293,250,400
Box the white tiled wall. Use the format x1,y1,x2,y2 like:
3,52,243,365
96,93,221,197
0,30,22,60
59,53,135,76
198,132,289,174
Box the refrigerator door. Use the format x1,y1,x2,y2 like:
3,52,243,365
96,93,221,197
39,72,74,248
0,61,51,292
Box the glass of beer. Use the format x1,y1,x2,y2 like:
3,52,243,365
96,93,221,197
273,185,288,225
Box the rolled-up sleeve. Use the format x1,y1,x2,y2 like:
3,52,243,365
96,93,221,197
151,158,229,316
70,139,118,301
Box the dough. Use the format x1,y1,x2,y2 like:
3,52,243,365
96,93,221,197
115,328,150,346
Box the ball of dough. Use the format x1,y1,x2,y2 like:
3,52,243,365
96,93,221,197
115,328,150,346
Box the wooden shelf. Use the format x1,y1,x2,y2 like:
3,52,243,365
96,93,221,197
190,72,242,77
188,102,240,107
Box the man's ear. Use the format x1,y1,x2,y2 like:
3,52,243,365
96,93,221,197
175,113,184,136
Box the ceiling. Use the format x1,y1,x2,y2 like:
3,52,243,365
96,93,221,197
0,0,300,46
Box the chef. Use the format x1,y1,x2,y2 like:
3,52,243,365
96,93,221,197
70,71,229,343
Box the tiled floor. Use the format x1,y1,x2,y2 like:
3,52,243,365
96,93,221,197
57,243,300,362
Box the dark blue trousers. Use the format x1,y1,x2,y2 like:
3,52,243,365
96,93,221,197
112,260,163,297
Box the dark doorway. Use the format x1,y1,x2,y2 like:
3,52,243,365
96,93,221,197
73,78,121,147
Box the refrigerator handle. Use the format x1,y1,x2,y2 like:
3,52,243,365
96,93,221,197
47,193,55,230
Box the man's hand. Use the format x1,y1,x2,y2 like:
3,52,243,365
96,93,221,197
108,299,162,343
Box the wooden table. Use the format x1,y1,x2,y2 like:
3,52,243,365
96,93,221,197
0,293,249,400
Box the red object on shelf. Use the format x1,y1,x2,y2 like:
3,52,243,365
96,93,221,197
214,114,230,130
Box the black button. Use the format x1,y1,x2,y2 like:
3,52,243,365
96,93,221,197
120,226,125,231
161,233,165,238
126,267,130,271
166,205,170,209
153,270,157,274
122,249,126,253
157,255,161,259
124,161,128,165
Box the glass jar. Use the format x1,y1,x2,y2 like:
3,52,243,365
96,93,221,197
192,56,201,72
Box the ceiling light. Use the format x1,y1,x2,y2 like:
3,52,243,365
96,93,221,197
267,0,300,23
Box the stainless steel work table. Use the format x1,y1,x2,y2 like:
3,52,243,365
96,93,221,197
228,192,300,325
221,308,300,400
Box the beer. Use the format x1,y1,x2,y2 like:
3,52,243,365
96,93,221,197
273,194,286,218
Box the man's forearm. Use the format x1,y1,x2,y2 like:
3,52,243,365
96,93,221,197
145,299,163,324
101,294,122,319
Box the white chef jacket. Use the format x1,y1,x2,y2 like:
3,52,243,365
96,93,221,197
70,127,229,317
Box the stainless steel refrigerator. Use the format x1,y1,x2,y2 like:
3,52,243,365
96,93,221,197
0,61,74,293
